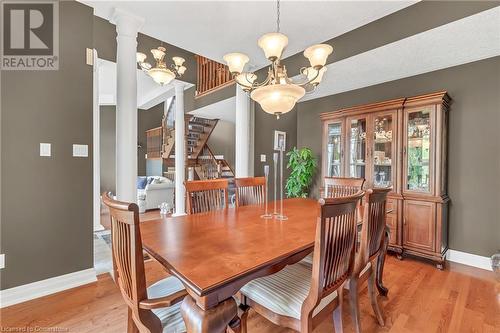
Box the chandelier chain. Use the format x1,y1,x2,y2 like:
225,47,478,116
276,0,280,33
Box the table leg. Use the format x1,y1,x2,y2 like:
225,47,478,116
376,226,390,296
181,295,239,333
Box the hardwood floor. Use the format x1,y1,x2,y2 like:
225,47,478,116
1,256,498,332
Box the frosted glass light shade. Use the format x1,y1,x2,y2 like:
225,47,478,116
306,66,327,85
250,83,305,116
235,72,257,87
304,44,333,68
172,56,185,66
258,32,288,60
177,65,187,75
151,47,166,61
148,68,175,86
136,52,147,63
223,53,249,74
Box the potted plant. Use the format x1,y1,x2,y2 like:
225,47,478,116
285,147,317,198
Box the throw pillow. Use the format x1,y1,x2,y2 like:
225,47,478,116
137,177,148,190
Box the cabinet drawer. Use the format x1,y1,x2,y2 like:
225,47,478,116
386,198,395,213
386,213,398,245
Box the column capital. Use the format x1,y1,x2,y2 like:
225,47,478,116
173,81,186,92
111,7,145,37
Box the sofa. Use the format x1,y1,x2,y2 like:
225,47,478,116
137,176,175,211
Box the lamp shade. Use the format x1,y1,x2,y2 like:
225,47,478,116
304,44,333,68
250,83,305,116
151,47,166,61
235,72,257,87
136,52,147,63
177,65,187,75
306,66,327,85
148,68,175,86
223,53,249,74
172,56,185,67
258,32,288,60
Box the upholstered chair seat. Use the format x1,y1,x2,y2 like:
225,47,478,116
147,277,186,333
241,263,337,320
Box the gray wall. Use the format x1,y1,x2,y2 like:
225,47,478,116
253,105,298,199
296,57,500,257
100,104,164,193
1,1,94,289
207,120,235,170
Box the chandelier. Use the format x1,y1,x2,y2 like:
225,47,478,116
136,46,187,86
223,0,332,119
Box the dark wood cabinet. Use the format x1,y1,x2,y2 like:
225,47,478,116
320,91,450,268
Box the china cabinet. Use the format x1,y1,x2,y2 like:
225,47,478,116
320,91,450,268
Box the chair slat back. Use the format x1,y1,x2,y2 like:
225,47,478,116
185,179,229,214
234,177,266,207
307,192,364,304
362,188,391,261
323,177,365,198
102,192,147,310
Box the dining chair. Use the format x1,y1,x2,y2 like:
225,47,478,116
239,191,364,333
348,188,391,333
234,177,266,207
322,177,365,197
184,179,229,214
102,192,187,333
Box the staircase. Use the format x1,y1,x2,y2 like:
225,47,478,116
150,100,234,180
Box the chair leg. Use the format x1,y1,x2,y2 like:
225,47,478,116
332,287,344,333
238,303,249,333
127,308,139,333
368,268,385,326
348,279,362,333
376,226,390,296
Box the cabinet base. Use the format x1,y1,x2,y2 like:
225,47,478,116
388,246,446,269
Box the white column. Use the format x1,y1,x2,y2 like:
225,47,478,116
235,85,251,177
111,9,144,202
93,49,104,231
173,82,186,216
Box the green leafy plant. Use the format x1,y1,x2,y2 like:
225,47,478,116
285,147,317,198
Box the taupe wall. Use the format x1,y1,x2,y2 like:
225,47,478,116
100,104,164,193
207,120,235,170
296,57,500,257
253,105,298,198
1,1,94,289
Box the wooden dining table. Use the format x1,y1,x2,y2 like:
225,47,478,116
140,198,390,333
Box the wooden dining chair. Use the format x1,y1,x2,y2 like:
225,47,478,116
234,177,266,207
102,192,187,333
348,188,391,333
184,179,229,214
322,177,365,197
239,192,364,333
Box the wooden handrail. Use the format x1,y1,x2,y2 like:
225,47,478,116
195,55,234,97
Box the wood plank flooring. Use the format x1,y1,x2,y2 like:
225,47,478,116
1,255,498,332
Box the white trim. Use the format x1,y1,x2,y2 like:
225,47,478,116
93,50,104,232
0,268,97,308
446,249,492,271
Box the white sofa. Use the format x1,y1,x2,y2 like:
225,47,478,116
137,176,175,211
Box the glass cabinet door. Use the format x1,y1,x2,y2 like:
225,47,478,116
347,117,367,178
326,122,343,177
405,108,433,193
371,112,396,188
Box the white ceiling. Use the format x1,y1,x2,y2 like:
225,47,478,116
189,96,237,122
82,0,416,68
301,6,500,101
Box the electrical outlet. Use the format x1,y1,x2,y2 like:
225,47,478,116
260,154,266,162
40,143,51,157
0,254,5,269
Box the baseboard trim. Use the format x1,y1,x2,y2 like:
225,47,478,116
0,268,97,308
446,249,492,271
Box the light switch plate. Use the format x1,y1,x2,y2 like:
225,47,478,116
73,144,88,157
260,154,266,162
40,143,51,157
0,254,5,269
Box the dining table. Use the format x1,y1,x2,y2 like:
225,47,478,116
140,198,390,333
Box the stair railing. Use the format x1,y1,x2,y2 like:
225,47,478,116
195,55,234,97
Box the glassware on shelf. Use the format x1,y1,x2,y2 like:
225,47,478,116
349,118,366,178
373,114,393,188
406,110,431,192
327,123,342,176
